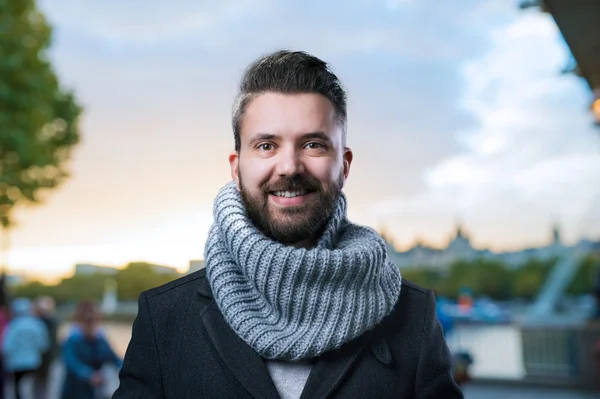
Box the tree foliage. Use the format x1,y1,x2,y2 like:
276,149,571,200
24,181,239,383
11,262,182,304
115,262,182,302
0,0,81,228
8,256,600,305
400,255,594,301
567,253,600,295
513,257,556,300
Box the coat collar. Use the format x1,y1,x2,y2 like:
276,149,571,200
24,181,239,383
197,272,212,298
298,334,369,399
197,276,279,399
201,300,281,399
197,273,386,399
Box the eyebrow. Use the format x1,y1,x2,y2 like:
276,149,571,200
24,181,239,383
302,132,333,146
248,133,278,147
247,132,333,147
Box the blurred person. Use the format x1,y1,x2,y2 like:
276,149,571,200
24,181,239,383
594,267,600,319
61,300,122,399
595,338,600,377
452,353,474,386
434,290,455,337
433,292,474,386
33,296,59,399
0,283,9,399
2,298,49,399
114,50,462,399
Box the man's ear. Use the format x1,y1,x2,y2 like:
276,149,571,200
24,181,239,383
229,151,241,190
342,147,353,180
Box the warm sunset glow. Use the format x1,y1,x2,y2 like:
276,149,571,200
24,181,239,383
3,1,598,282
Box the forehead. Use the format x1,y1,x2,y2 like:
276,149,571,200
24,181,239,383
241,92,339,141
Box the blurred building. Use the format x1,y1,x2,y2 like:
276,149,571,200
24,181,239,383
187,260,205,274
385,224,599,269
74,263,119,276
74,262,180,276
4,274,27,287
146,263,181,275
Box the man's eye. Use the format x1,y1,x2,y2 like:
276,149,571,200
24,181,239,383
305,142,324,149
258,143,274,151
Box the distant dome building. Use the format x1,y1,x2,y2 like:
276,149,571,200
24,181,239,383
382,222,598,270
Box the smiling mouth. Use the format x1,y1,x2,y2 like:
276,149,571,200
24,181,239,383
268,189,316,207
270,190,310,198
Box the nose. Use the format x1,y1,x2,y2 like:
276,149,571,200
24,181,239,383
275,146,304,176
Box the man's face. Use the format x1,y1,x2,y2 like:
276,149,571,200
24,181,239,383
229,92,352,245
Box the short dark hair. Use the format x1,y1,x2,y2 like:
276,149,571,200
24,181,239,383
232,50,347,152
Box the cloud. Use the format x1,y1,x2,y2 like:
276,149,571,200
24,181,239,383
206,0,514,61
38,0,268,43
362,10,600,245
16,0,598,266
35,0,517,206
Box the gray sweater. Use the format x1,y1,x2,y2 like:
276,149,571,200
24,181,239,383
265,359,313,399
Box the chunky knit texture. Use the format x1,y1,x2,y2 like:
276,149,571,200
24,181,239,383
204,181,402,360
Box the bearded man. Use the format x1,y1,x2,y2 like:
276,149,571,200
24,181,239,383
113,50,463,399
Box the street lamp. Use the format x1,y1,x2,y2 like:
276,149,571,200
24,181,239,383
592,88,600,125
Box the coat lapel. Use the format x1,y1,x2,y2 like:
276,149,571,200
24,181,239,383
299,334,369,399
198,274,375,399
198,282,280,399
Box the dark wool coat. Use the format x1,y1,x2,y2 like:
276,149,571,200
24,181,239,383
113,269,464,399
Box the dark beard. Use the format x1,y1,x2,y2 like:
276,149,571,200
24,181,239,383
239,173,343,245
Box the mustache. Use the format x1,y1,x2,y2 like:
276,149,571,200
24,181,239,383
263,175,321,192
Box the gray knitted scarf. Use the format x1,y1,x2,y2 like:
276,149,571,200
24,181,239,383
204,181,402,360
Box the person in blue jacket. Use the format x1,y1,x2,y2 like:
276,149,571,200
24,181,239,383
434,293,455,337
61,300,122,399
2,298,49,399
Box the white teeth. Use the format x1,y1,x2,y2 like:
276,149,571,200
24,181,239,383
273,190,307,198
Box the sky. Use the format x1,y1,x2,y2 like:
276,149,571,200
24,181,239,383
6,0,600,281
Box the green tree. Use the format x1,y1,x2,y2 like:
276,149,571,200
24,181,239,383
10,263,181,305
513,258,554,300
445,258,512,300
567,254,600,295
10,279,55,299
115,262,180,301
402,267,443,292
53,274,108,303
0,0,82,270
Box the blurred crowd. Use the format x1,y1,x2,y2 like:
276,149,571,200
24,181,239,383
0,297,122,399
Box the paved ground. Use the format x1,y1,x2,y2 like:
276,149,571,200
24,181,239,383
4,361,119,399
462,384,600,399
5,364,599,398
